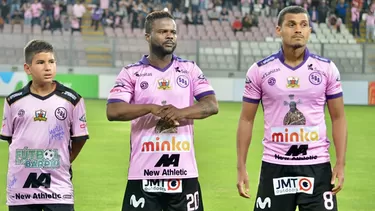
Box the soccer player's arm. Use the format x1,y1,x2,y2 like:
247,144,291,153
106,68,157,121
70,97,89,163
326,62,347,166
0,99,13,145
179,63,219,120
237,64,261,170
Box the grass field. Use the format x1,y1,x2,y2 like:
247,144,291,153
0,99,374,211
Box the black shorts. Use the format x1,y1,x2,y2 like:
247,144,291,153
8,204,74,211
122,178,203,211
254,161,337,211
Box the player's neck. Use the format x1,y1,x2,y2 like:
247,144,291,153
147,53,173,69
282,46,306,68
30,81,56,97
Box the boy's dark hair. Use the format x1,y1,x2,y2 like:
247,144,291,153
277,6,310,26
24,40,54,64
144,11,174,34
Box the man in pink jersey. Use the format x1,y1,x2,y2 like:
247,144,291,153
0,40,89,211
106,11,219,211
236,6,347,211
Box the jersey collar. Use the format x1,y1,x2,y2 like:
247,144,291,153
277,47,310,71
139,54,177,72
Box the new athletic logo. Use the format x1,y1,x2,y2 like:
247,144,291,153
273,177,314,196
271,126,320,143
141,135,192,153
130,195,145,208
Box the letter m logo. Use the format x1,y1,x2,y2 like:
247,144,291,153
285,145,308,156
130,195,145,208
256,197,271,209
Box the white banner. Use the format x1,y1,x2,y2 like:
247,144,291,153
0,72,29,96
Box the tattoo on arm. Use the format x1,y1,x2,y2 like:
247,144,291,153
199,99,217,118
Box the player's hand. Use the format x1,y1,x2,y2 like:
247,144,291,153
149,104,165,116
237,167,251,198
331,163,345,195
158,104,184,126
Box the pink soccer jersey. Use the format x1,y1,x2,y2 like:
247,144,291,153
243,48,343,165
107,55,215,180
0,81,89,206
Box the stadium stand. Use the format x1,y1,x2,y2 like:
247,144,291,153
0,0,374,74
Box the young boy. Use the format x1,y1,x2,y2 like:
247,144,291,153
0,40,89,211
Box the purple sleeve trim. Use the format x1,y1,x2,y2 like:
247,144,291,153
243,97,260,104
195,90,215,101
107,99,125,104
0,135,12,141
326,92,343,100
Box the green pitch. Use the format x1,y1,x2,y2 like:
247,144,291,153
0,99,374,211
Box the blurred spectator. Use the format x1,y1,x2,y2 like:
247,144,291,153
91,3,103,31
70,16,80,34
73,0,85,27
336,0,348,24
62,15,70,31
191,0,199,13
43,0,53,20
193,10,203,24
309,6,318,22
317,0,330,24
51,16,63,34
351,3,361,37
42,16,51,33
23,2,32,25
31,0,43,33
173,8,182,19
219,7,229,22
10,8,23,33
1,0,10,24
232,16,242,34
370,0,375,14
242,14,252,31
327,14,342,33
366,11,375,41
241,0,250,17
270,0,279,17
251,14,259,27
10,0,20,17
54,1,61,19
184,8,193,24
0,11,3,32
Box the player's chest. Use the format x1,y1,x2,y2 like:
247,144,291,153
260,68,328,98
133,72,192,99
12,98,72,125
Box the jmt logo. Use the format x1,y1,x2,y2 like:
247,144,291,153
141,135,191,153
273,177,314,196
271,126,320,143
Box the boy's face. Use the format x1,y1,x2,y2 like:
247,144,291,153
24,52,56,84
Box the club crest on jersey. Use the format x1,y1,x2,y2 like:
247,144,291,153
157,79,171,90
286,77,300,88
34,109,47,121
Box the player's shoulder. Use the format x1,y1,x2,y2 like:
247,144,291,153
6,84,30,106
309,53,331,64
123,61,144,70
174,55,195,64
256,52,279,68
55,82,82,106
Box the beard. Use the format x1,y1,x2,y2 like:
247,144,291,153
290,43,304,49
150,41,177,57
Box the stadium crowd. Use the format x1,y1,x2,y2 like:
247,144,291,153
0,0,375,41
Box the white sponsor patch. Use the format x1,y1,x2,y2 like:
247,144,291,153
273,177,314,196
142,179,182,193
